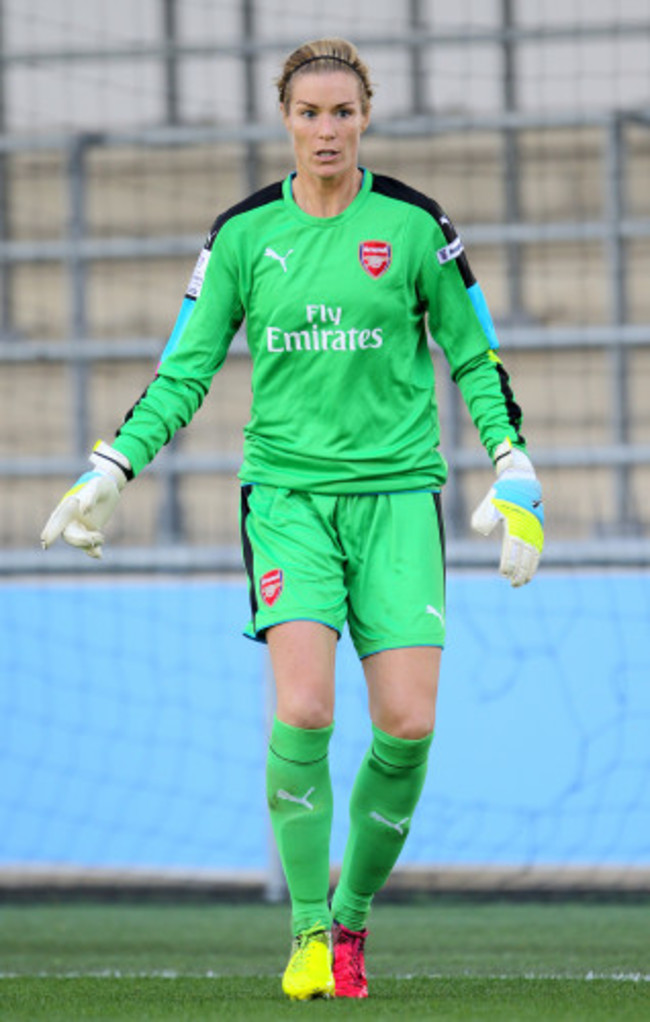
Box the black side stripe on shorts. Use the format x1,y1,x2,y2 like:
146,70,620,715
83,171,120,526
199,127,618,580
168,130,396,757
432,491,446,592
240,485,258,627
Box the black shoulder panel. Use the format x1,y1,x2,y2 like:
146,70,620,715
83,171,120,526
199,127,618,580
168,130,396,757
371,173,447,225
371,173,475,289
205,180,284,249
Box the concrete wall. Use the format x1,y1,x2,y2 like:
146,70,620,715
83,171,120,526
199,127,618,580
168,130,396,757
3,127,650,550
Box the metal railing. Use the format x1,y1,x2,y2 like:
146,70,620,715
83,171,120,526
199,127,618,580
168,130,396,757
1,6,649,573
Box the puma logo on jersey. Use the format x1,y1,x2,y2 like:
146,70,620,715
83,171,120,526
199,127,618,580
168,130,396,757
264,247,294,273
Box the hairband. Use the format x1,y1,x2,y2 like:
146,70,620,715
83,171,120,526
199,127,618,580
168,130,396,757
286,54,364,88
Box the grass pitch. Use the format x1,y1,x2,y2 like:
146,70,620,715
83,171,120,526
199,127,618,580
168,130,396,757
1,900,649,1020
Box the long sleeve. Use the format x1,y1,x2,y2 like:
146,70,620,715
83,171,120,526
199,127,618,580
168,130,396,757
112,220,244,476
417,205,526,460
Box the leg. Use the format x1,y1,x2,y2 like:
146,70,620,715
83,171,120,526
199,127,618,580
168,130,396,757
267,621,339,997
331,492,445,995
240,487,346,998
266,622,338,999
267,620,337,934
332,647,440,937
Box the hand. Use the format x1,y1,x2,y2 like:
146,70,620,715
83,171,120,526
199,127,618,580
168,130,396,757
471,439,544,587
41,441,132,559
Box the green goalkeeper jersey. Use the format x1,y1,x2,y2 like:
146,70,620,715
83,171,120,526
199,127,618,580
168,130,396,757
113,169,524,493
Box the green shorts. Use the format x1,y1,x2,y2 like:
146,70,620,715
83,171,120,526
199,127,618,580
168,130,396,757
240,485,446,658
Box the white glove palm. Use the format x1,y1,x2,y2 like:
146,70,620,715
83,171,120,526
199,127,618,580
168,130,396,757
471,439,544,587
41,441,132,559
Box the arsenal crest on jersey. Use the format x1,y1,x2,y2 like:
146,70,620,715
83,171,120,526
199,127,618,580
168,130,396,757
260,569,284,607
359,240,392,279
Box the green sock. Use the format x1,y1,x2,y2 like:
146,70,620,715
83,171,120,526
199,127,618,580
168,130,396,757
332,724,433,932
266,715,334,936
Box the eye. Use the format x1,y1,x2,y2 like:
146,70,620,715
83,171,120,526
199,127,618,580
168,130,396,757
337,108,353,118
300,109,316,119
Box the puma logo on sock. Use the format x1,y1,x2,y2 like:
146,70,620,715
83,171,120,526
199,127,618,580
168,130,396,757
277,786,316,810
370,811,410,835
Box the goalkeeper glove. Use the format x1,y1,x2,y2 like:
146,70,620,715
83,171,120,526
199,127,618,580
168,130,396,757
41,441,132,559
471,438,544,587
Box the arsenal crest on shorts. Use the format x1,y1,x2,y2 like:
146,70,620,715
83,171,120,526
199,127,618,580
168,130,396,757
359,240,392,279
260,568,283,607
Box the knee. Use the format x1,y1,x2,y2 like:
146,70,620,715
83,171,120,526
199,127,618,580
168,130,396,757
281,709,334,730
276,694,334,731
376,708,436,741
389,721,435,741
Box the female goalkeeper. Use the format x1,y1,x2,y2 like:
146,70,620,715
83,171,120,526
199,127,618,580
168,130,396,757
42,37,544,1001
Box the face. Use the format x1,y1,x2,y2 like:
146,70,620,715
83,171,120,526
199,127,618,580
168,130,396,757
282,70,370,184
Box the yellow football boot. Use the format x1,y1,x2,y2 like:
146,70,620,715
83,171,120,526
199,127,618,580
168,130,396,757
281,925,334,1001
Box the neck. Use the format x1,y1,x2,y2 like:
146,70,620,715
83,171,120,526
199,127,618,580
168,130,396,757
292,167,363,218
